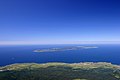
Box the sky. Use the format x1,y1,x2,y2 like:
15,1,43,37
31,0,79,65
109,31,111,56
0,0,120,44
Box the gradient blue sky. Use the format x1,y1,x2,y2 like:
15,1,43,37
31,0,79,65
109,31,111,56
0,0,120,44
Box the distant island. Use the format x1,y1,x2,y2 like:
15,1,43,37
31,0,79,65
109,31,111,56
33,46,98,52
0,62,120,80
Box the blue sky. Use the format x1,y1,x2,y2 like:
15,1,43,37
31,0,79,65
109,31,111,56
0,0,120,44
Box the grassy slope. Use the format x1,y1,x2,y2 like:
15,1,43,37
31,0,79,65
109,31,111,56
0,62,120,80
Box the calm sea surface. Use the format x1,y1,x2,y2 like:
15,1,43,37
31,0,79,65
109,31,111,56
0,44,120,66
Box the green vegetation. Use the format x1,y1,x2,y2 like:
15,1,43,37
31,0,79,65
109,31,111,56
0,62,120,80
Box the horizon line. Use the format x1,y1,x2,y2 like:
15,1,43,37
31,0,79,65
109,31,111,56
0,41,120,45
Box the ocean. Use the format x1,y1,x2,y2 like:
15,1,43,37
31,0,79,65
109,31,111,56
0,44,120,66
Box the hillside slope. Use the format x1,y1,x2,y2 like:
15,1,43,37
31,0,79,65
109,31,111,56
0,62,120,80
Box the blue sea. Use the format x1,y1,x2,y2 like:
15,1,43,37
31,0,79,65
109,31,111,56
0,44,120,66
